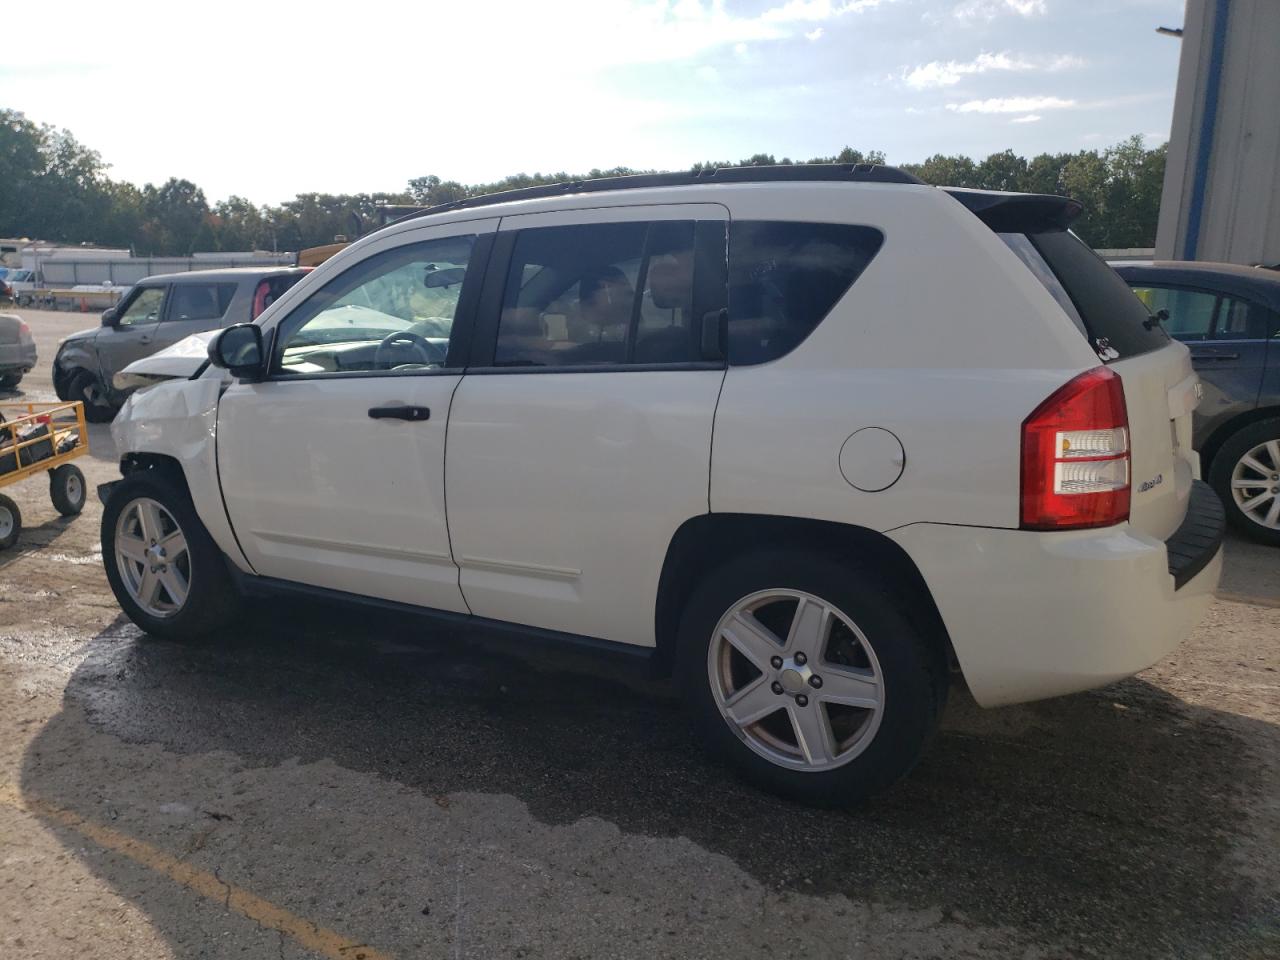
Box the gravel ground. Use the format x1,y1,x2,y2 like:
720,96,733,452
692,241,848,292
1,308,1278,959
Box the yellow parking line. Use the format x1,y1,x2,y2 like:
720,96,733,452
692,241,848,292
0,783,392,960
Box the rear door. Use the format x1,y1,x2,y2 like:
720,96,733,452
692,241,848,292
445,204,729,646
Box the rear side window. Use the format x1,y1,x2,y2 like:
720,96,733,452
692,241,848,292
1000,231,1168,360
494,220,710,367
168,283,237,322
728,222,883,365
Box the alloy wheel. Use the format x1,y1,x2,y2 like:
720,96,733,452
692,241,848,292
1230,439,1280,531
707,588,885,772
114,497,191,617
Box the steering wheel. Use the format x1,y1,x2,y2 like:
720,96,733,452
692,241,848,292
374,331,445,369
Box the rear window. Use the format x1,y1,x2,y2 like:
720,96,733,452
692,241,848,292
252,273,308,320
729,222,883,365
1000,230,1168,360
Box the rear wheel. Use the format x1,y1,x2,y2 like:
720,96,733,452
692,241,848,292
1210,418,1280,546
0,494,20,550
0,373,21,391
68,369,116,423
677,550,947,806
101,469,241,639
49,464,86,516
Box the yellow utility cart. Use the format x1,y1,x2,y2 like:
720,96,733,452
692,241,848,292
0,400,89,549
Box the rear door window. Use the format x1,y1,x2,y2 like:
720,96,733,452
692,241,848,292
728,222,883,365
1000,230,1168,360
494,220,707,367
167,283,237,322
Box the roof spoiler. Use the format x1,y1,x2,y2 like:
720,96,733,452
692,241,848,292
944,188,1083,232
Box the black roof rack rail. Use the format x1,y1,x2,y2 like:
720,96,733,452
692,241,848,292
390,163,925,225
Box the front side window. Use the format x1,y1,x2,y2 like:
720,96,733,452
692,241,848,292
728,222,884,365
494,220,701,367
168,283,237,322
116,287,166,327
275,235,476,376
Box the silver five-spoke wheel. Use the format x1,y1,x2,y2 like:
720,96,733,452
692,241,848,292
1230,439,1280,532
114,497,191,617
708,589,885,772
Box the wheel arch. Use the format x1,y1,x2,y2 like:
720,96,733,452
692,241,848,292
652,513,955,678
1200,405,1280,474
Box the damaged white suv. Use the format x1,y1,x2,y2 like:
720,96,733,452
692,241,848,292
103,166,1224,804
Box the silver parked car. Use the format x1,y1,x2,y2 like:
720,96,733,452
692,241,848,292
0,313,37,391
53,267,309,421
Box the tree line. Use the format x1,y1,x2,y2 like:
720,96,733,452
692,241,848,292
1,108,1166,256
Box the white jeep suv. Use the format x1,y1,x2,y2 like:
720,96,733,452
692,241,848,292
102,165,1224,804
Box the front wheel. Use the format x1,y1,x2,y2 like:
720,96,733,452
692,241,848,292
101,469,241,639
1210,418,1280,546
68,369,116,424
677,550,947,806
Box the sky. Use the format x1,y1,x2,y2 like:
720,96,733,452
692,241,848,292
1,0,1187,205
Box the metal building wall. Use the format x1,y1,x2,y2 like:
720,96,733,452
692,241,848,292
1156,0,1280,266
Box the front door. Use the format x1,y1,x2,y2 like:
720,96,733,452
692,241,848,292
446,204,729,646
217,218,497,612
97,284,168,383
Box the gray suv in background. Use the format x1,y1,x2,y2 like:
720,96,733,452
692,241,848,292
54,266,309,421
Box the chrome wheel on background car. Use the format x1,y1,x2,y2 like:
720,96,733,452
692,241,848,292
113,497,191,617
1230,439,1280,532
708,589,885,771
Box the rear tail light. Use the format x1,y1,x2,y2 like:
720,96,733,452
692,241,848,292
1021,366,1130,530
251,280,270,320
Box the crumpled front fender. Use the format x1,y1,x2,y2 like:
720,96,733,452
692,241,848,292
111,377,252,573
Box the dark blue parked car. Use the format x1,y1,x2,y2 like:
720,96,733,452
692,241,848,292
1115,261,1280,546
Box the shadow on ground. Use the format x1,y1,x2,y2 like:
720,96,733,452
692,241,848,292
20,602,1280,958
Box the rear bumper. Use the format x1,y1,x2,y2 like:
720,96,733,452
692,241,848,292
0,341,37,372
889,482,1224,707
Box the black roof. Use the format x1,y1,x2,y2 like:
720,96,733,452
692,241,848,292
393,164,924,223
385,164,1082,238
1113,260,1280,312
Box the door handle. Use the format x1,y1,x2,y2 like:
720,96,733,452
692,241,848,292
368,404,431,421
1189,351,1239,361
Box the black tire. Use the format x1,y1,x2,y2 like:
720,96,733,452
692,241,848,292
0,373,20,391
0,494,20,550
1209,417,1280,547
676,549,947,806
68,369,116,424
49,463,87,516
101,468,242,640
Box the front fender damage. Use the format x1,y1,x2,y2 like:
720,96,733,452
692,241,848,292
110,377,252,573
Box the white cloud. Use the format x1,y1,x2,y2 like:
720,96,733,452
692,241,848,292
946,95,1076,113
904,51,1030,89
806,27,825,40
902,51,1082,90
1011,114,1042,123
950,0,1047,21
762,0,886,22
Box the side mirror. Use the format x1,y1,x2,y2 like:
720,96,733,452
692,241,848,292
700,308,728,362
101,307,118,327
208,323,266,380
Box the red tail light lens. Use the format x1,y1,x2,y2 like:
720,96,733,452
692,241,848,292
1021,366,1130,530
